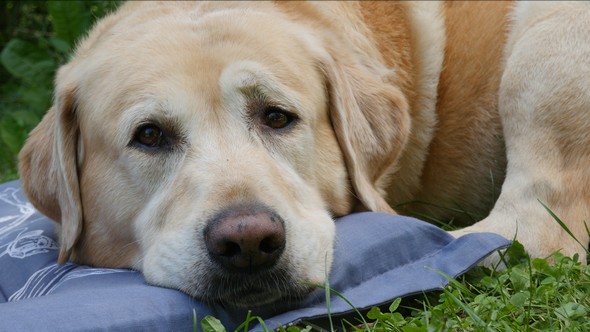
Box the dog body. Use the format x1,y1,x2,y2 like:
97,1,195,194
18,1,590,307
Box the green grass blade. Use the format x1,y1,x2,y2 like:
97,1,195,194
538,200,590,255
324,255,334,332
305,282,370,331
443,288,496,332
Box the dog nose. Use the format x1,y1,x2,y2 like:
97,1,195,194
204,206,286,272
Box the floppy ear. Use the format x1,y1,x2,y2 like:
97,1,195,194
19,84,83,264
321,56,411,213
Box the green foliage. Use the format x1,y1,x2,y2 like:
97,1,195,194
47,1,90,48
1,39,55,81
0,1,121,182
364,248,589,332
201,316,226,332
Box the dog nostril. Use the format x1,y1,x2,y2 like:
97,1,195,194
260,235,283,254
219,241,241,258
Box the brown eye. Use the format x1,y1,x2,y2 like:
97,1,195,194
264,107,295,129
135,124,166,148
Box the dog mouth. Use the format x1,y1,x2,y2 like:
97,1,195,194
215,287,294,308
190,269,317,309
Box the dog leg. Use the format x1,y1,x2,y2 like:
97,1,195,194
452,5,590,264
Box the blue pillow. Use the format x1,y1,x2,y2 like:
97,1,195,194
0,180,510,331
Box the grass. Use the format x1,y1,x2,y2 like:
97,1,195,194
358,248,590,331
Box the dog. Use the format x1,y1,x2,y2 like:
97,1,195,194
18,1,590,308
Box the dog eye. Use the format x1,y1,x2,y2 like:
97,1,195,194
263,107,296,130
134,124,167,148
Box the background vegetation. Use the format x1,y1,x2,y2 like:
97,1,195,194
0,1,121,182
2,2,589,331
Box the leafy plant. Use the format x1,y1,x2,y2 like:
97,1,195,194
0,1,121,182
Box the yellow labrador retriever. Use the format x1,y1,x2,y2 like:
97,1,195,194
18,1,590,308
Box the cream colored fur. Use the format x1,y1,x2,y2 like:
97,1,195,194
388,2,445,204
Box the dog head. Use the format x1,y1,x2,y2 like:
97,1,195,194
19,2,409,308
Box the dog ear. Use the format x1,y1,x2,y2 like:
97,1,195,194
321,56,411,213
19,84,83,264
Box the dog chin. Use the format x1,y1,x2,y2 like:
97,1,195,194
218,290,290,309
192,272,317,309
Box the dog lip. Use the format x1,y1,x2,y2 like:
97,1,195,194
213,285,315,309
217,289,285,308
193,269,317,308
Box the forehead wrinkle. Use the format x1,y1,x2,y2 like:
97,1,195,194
221,64,305,114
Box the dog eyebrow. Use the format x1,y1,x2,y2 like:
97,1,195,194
119,101,185,145
221,61,304,113
237,74,304,117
